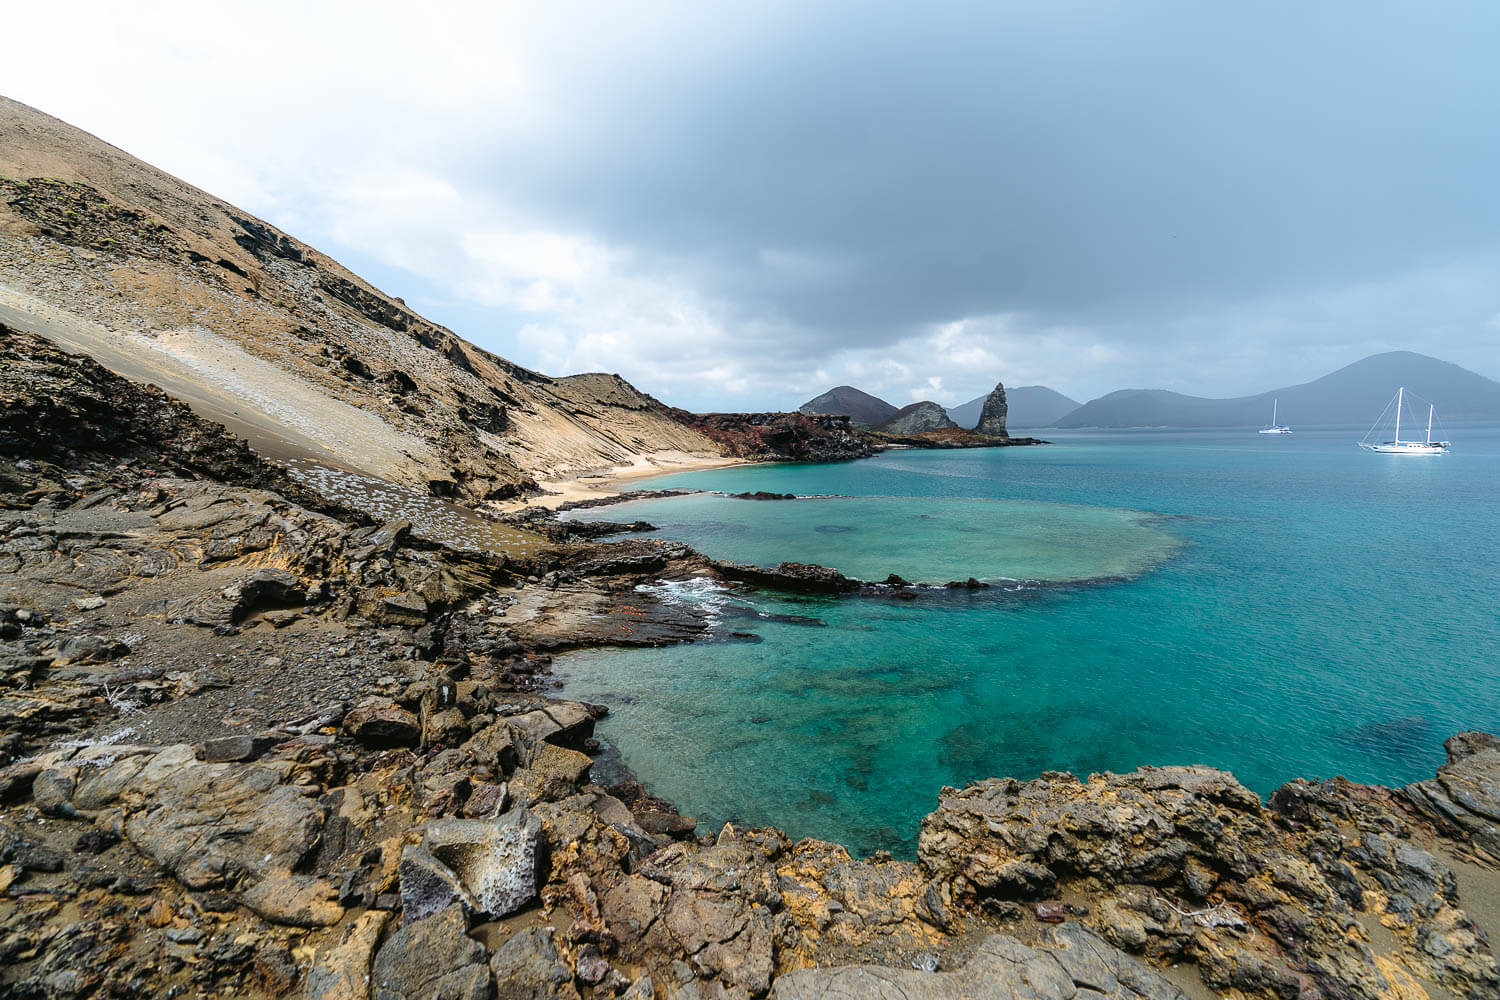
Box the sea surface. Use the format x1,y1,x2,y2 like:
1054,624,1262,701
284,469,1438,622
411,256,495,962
555,425,1500,856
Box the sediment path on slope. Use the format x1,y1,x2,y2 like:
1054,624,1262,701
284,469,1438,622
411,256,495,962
0,283,435,480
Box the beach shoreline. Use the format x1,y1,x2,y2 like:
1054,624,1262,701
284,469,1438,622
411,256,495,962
496,450,751,510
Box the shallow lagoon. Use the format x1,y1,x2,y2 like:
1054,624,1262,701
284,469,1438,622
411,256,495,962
568,491,1184,584
557,426,1500,855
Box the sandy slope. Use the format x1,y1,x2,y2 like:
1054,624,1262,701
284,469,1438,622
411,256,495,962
0,284,431,478
0,94,723,502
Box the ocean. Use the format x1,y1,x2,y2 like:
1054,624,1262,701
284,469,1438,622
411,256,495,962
555,425,1500,856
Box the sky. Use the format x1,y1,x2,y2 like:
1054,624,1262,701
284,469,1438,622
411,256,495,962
6,1,1500,411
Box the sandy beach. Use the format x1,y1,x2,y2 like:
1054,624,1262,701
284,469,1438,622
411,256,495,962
495,450,749,510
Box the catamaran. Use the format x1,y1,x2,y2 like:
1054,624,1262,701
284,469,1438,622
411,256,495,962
1358,386,1449,455
1258,398,1291,434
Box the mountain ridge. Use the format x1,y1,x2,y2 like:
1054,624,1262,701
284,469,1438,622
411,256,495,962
1055,351,1500,428
798,385,898,427
947,385,1082,429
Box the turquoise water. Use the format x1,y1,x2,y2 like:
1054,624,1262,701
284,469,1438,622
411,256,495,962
556,427,1500,856
569,491,1184,584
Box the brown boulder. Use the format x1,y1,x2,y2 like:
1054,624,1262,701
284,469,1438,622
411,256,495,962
343,699,421,748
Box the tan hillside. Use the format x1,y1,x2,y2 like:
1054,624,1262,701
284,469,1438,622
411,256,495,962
0,94,720,502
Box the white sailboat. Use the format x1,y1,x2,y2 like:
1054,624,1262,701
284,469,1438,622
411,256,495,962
1258,398,1291,434
1358,386,1449,455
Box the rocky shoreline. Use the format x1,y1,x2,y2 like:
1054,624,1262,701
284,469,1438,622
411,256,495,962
3,328,1499,1000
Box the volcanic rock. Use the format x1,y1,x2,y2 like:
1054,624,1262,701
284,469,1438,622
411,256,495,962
423,808,543,918
1403,731,1500,856
975,382,1010,437
343,698,421,748
242,873,344,927
400,842,475,923
371,905,491,1000
304,911,390,1000
489,926,577,1000
670,410,879,462
771,925,1187,999
711,559,861,595
874,400,959,434
797,386,899,427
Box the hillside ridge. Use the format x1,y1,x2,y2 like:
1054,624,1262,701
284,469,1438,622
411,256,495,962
0,94,722,502
797,384,899,427
1057,350,1500,428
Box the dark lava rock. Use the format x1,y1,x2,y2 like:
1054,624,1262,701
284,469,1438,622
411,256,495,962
49,634,130,664
197,733,280,763
73,829,120,854
667,410,879,462
1404,731,1500,856
1035,899,1065,923
712,559,860,595
975,382,1010,437
221,569,306,624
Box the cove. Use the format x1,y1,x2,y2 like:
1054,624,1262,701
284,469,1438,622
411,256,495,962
556,428,1500,857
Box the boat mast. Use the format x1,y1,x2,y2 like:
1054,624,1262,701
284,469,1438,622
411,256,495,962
1395,387,1403,444
1272,399,1277,426
1427,403,1433,445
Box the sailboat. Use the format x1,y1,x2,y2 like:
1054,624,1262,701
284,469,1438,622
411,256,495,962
1358,386,1450,455
1258,398,1292,434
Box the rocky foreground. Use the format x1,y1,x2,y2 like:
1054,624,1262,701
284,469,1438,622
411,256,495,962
3,328,1500,1000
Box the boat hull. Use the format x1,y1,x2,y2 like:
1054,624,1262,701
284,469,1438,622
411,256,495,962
1361,443,1447,455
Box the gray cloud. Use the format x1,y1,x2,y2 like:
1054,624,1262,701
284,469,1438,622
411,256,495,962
6,2,1500,408
481,3,1500,329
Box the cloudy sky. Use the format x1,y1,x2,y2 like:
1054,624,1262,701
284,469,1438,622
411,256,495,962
7,2,1500,410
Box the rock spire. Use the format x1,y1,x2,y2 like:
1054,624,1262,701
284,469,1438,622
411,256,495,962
975,382,1009,437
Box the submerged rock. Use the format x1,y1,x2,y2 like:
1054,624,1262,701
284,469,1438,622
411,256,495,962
712,559,861,595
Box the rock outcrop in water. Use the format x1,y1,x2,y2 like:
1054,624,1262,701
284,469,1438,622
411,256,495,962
664,410,881,462
874,400,959,434
975,382,1010,437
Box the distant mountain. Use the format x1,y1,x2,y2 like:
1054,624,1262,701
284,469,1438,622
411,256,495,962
947,385,1082,428
1055,352,1500,429
798,385,898,427
874,401,958,434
